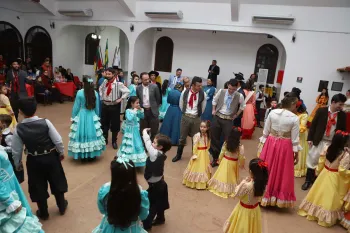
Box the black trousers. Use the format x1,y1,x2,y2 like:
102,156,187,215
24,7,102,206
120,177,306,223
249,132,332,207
8,153,24,183
140,108,159,141
26,151,68,202
143,179,169,229
37,192,66,216
210,116,233,160
255,101,262,125
10,93,19,121
101,103,121,140
233,116,242,127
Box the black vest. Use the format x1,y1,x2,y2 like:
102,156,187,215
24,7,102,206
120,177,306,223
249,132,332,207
1,132,12,147
182,89,205,117
144,152,167,181
16,119,55,154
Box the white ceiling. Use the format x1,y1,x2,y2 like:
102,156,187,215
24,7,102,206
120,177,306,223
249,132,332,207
0,0,48,13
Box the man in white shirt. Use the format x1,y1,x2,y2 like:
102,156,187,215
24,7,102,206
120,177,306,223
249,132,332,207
136,72,161,141
172,76,207,162
99,68,130,149
210,79,246,167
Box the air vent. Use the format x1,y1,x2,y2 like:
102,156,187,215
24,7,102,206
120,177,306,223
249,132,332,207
252,15,295,25
145,11,183,19
58,9,93,17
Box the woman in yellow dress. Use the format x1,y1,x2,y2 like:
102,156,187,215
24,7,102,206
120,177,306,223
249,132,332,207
298,131,350,227
223,158,268,233
0,85,16,130
294,104,308,177
183,120,211,190
308,88,328,124
340,189,350,231
207,127,245,198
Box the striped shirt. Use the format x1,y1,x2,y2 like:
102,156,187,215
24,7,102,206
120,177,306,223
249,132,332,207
99,78,130,104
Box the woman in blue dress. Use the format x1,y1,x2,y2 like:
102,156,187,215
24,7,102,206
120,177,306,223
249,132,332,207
201,78,216,121
92,158,149,233
68,77,106,160
128,74,139,97
0,146,44,233
160,83,183,145
117,96,147,167
159,80,171,120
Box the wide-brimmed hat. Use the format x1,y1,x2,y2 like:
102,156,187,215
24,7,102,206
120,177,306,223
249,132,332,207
233,72,244,81
149,70,159,77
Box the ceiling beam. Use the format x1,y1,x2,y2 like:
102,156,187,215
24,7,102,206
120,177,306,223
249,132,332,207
38,0,57,16
117,0,136,17
231,0,240,21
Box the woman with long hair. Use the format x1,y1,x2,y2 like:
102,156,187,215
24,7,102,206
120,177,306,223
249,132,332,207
68,77,105,160
201,78,216,121
259,93,300,208
0,84,16,130
223,158,268,233
159,80,171,120
308,88,329,124
241,80,256,139
117,96,147,167
160,83,183,145
93,158,150,233
128,74,139,97
298,131,350,227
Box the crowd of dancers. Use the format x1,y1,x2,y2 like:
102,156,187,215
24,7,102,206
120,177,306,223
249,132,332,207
1,61,350,233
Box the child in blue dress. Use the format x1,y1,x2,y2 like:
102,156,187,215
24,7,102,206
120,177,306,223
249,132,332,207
128,74,139,97
93,158,150,233
68,77,106,160
201,78,216,121
0,146,44,232
117,96,147,167
159,80,171,120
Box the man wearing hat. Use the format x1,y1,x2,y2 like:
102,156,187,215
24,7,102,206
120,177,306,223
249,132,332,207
149,71,161,95
6,59,29,121
233,72,246,127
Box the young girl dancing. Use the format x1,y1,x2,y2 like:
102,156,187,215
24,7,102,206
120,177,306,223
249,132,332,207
159,80,171,120
117,96,147,167
298,130,350,227
68,77,105,160
93,158,150,233
207,127,245,198
223,158,268,233
294,104,308,177
0,85,16,130
183,120,211,190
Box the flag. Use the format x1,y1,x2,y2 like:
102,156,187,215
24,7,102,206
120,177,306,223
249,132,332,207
94,45,103,75
104,39,109,69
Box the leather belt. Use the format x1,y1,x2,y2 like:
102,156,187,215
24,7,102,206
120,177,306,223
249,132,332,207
216,112,233,120
26,147,57,156
184,113,198,119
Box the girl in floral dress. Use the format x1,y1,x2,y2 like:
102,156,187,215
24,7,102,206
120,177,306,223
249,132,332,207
207,127,245,198
183,120,211,190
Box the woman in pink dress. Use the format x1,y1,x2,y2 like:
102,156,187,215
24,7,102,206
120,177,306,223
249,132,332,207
259,93,300,208
241,84,256,139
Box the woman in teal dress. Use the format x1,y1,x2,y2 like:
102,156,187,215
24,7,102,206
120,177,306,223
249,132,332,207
117,96,147,167
0,146,44,233
92,158,149,233
68,77,106,160
201,78,216,121
128,74,139,97
159,80,171,120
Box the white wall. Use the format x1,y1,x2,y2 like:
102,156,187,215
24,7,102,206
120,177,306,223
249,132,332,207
133,29,155,76
119,30,129,72
151,29,285,89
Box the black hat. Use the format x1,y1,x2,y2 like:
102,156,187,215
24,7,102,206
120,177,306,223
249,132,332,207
149,71,159,77
234,72,244,81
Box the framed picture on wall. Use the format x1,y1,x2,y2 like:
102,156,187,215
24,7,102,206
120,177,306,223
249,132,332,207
331,82,344,92
318,80,329,92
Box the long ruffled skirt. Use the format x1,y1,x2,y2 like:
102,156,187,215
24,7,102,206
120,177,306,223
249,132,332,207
68,111,106,159
241,103,255,139
294,131,308,177
260,135,296,208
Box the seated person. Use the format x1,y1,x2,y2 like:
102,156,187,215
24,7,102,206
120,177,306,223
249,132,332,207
38,70,63,103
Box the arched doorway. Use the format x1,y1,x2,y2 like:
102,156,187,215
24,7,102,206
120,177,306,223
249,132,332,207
25,26,52,67
85,33,100,65
154,36,174,72
254,44,279,84
0,21,23,65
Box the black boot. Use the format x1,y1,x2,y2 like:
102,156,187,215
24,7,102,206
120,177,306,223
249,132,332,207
37,200,49,220
112,132,118,149
301,168,315,190
172,145,184,162
54,193,68,215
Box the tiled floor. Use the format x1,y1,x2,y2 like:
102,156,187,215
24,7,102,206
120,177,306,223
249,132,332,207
20,102,344,233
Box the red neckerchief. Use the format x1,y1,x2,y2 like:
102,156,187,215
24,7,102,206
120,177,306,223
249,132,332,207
12,70,19,93
106,78,115,96
188,89,198,109
326,111,337,137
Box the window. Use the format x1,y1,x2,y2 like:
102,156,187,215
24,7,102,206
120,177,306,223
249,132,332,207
254,44,279,84
25,26,52,67
85,33,100,65
0,21,23,64
154,36,174,72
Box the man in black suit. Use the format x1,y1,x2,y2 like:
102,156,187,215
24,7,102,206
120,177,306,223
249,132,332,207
208,60,220,87
137,72,161,141
233,72,245,127
6,59,29,121
302,93,347,190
